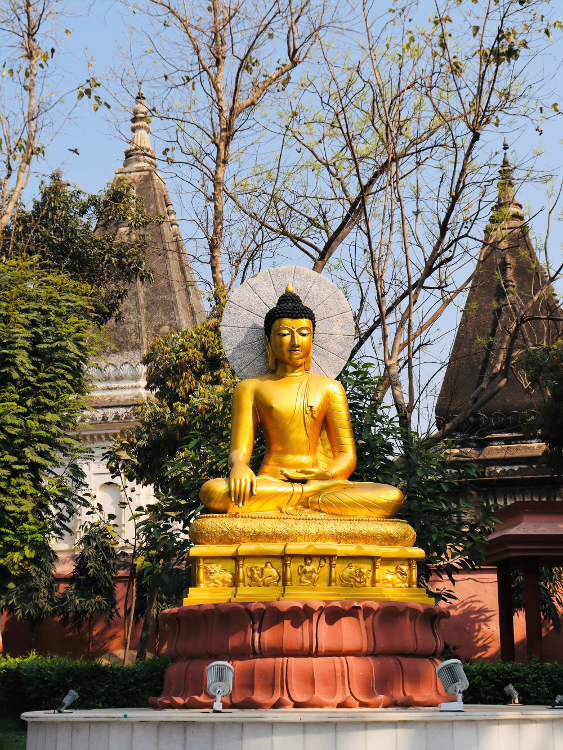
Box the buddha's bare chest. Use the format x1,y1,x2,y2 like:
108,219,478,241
253,379,327,427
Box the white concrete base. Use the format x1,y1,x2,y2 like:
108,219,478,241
22,706,563,750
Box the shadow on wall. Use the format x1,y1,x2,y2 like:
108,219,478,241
440,591,499,661
435,568,563,663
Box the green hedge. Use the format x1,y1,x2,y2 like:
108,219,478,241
1,655,563,716
0,654,171,718
464,660,563,705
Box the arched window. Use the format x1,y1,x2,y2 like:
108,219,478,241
97,482,124,529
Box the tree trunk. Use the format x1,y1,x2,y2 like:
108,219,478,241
123,568,137,665
29,619,36,650
136,578,158,661
208,126,231,289
386,362,412,448
88,615,94,661
0,9,38,232
0,609,3,654
154,614,160,656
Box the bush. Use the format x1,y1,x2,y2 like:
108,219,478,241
2,654,563,714
0,654,171,717
464,660,563,705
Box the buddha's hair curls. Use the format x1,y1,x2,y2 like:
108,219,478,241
264,290,316,339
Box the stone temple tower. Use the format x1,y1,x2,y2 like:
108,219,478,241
435,142,563,662
435,140,563,502
55,92,206,551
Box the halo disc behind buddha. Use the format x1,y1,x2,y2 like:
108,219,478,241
221,266,355,379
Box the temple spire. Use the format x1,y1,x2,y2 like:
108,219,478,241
491,137,524,224
123,87,157,169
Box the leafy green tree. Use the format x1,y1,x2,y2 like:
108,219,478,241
1,171,157,324
108,288,237,491
511,566,563,632
341,360,498,598
0,540,58,648
0,257,102,591
519,340,563,476
134,534,189,660
107,290,246,656
1,170,161,596
59,521,119,660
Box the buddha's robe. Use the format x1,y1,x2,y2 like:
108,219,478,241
200,371,403,518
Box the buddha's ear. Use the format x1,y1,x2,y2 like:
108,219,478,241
264,336,276,371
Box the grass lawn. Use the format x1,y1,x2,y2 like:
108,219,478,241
0,718,26,750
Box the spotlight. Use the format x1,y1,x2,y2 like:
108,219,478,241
436,659,469,712
206,661,234,712
54,690,79,713
504,683,519,704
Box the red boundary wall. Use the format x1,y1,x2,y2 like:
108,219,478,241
2,565,563,662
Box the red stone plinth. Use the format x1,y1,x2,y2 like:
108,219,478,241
149,601,453,709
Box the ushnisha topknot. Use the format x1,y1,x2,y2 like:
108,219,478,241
264,282,316,339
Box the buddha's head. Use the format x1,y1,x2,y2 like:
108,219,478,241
264,283,316,372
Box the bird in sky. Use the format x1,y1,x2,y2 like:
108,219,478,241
68,148,79,155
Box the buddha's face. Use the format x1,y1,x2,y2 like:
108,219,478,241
267,317,313,368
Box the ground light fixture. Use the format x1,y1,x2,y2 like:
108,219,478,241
54,690,79,713
504,684,519,704
436,659,469,712
552,695,563,708
206,661,234,712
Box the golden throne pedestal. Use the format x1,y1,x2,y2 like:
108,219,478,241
183,513,434,605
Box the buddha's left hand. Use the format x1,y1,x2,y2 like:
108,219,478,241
280,467,333,482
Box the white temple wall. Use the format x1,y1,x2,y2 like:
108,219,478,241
53,438,156,554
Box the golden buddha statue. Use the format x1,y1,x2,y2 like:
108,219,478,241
185,272,432,605
200,284,403,518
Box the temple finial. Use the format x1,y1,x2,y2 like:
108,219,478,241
285,283,294,294
489,137,524,225
498,137,515,204
123,87,157,169
502,136,510,167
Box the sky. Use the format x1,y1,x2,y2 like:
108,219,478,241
31,1,563,226
18,0,563,433
26,1,137,194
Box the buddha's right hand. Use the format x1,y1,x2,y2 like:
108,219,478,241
229,463,257,507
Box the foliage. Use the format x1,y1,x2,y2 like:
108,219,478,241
59,521,120,659
463,660,563,706
134,560,185,625
512,566,563,633
123,0,328,289
340,361,498,599
0,257,102,591
105,291,239,657
107,288,236,492
0,541,58,647
1,172,157,325
519,340,563,476
132,515,188,659
1,654,563,714
0,171,160,595
219,0,563,437
129,489,191,652
164,388,265,518
0,653,172,718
